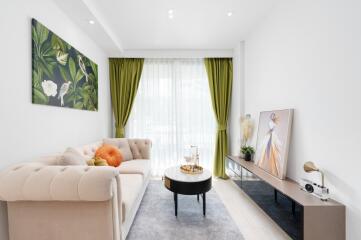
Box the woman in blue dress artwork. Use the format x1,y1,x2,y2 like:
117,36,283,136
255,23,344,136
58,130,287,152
256,113,283,178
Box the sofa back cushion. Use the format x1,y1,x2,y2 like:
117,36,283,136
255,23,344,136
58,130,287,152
128,139,152,159
103,138,133,161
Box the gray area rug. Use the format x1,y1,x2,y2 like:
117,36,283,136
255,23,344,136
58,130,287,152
127,181,244,240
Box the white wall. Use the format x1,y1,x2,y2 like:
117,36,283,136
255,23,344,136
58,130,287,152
229,42,245,156
0,0,112,239
244,0,361,239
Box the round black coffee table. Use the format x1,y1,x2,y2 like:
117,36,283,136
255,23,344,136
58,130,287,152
164,166,212,216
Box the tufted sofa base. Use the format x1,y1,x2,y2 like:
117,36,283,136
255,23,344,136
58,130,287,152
0,138,152,240
8,200,115,240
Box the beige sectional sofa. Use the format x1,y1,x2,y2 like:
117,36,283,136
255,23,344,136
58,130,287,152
0,138,152,240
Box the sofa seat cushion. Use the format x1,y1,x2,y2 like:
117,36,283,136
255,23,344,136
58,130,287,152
119,174,143,222
117,160,150,180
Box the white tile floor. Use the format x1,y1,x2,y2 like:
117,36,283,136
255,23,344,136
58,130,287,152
213,178,291,240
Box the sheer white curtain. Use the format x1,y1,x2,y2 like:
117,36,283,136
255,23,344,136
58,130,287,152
126,59,216,176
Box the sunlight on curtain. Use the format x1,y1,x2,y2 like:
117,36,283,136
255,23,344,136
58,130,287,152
126,59,216,176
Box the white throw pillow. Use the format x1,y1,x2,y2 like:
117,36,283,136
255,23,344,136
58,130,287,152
60,147,87,166
103,138,133,161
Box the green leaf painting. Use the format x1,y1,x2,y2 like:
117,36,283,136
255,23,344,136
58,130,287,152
32,19,98,111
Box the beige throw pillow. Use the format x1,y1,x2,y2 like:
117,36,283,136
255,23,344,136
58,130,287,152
60,147,88,166
103,138,133,161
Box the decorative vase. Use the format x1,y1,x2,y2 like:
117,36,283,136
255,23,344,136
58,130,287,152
244,152,252,161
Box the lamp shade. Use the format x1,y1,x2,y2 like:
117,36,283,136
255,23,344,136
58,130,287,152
303,161,319,172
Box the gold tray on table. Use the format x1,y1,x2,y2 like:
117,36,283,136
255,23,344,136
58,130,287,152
180,165,203,174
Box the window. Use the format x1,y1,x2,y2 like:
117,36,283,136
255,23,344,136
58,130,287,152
126,59,216,176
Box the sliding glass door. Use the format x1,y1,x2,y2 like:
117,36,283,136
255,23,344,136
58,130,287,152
126,59,216,176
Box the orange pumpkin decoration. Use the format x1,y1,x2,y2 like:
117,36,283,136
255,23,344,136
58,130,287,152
95,144,123,167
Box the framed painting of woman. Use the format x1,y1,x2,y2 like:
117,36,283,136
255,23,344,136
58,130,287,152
254,109,293,180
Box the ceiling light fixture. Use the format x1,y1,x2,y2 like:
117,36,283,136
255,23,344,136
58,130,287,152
168,9,174,19
88,20,95,25
227,12,233,17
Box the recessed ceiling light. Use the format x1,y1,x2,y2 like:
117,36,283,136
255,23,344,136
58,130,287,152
88,20,95,25
168,9,174,19
227,12,233,17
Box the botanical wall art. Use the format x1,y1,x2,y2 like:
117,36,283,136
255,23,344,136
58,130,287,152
32,19,98,111
254,109,293,179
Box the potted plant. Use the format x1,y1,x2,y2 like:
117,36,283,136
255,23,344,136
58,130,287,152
241,146,255,161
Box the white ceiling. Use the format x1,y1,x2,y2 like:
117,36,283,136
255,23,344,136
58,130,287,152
55,0,281,55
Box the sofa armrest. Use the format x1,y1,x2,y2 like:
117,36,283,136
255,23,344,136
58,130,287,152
0,163,119,202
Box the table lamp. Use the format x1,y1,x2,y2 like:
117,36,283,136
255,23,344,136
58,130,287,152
303,161,324,187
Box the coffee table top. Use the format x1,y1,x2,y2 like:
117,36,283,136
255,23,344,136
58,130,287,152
164,166,212,183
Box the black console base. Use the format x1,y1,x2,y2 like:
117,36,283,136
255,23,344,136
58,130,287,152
226,158,303,240
234,179,303,240
226,155,345,240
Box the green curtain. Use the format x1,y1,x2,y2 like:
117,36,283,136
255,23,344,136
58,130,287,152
109,58,144,137
204,58,233,178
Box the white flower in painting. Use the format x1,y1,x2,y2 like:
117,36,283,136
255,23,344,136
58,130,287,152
41,80,58,97
56,51,69,65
